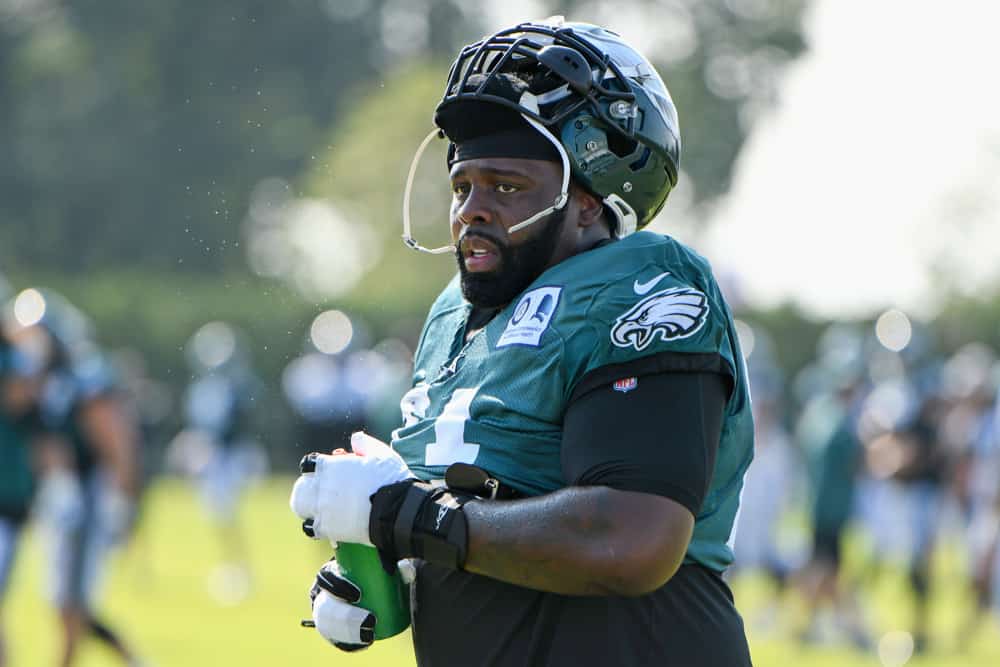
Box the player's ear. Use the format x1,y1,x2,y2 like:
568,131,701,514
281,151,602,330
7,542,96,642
571,184,604,229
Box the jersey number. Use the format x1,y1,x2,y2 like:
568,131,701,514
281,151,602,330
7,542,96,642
424,387,480,466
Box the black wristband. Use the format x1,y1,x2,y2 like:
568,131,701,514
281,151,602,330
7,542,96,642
369,480,473,573
368,481,412,572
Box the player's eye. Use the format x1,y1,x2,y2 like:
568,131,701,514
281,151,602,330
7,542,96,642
452,182,470,197
496,183,519,194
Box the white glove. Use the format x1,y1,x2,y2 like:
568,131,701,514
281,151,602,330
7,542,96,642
307,558,417,651
310,560,375,651
290,432,415,546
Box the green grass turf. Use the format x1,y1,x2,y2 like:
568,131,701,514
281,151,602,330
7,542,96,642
4,479,1000,666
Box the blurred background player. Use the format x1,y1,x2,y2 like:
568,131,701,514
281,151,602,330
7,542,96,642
866,375,949,654
166,321,268,602
792,325,871,648
855,327,961,655
2,288,144,666
729,325,803,632
0,334,40,667
944,345,1000,646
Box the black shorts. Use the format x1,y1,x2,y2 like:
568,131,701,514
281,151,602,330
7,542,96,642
812,523,845,566
412,562,752,667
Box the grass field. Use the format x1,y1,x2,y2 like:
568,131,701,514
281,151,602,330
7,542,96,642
5,479,1000,666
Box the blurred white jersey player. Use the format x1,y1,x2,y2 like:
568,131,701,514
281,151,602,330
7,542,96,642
951,348,1000,641
4,288,144,666
167,322,268,602
731,327,801,581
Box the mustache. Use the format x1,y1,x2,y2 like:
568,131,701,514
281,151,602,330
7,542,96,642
457,229,508,250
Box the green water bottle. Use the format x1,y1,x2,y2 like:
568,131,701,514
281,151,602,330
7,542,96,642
334,542,411,640
299,452,411,640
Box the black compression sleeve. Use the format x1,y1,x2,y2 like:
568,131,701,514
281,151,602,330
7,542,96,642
562,366,730,515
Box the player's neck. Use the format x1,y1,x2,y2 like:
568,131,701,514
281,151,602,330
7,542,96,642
465,306,500,342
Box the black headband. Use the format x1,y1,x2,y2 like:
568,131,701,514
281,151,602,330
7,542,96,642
435,72,562,168
447,123,560,167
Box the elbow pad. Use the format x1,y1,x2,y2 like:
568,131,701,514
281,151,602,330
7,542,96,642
369,481,475,573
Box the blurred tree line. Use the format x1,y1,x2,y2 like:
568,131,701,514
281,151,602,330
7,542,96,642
15,1,996,467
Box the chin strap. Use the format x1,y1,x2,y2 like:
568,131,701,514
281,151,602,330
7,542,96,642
402,128,455,255
505,109,570,235
603,193,638,238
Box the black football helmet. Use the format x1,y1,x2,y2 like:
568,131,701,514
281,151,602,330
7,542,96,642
403,18,681,253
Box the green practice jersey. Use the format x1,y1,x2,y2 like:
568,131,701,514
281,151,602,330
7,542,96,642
392,231,754,571
0,415,34,521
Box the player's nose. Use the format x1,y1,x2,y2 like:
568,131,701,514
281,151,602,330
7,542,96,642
455,185,496,227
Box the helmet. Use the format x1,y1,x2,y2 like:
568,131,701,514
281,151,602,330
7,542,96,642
1,288,94,371
430,19,679,242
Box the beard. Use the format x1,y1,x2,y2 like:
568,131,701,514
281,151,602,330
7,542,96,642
456,207,566,309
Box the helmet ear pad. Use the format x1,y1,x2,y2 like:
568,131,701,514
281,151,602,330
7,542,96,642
559,104,676,234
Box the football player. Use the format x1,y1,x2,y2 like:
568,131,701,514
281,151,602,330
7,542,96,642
292,18,754,665
166,321,267,600
0,337,40,667
793,362,870,648
4,290,143,667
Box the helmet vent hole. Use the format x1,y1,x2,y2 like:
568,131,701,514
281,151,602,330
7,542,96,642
629,147,651,171
606,132,637,158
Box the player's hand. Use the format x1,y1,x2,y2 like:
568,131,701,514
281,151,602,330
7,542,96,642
290,432,415,546
305,558,416,650
307,560,375,651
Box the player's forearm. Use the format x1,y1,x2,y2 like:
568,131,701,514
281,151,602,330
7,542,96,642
105,431,139,498
81,398,140,497
462,486,691,596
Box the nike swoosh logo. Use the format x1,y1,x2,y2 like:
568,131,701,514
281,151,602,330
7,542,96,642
633,272,671,295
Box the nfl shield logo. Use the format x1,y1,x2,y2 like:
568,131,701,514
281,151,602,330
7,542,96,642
612,377,638,393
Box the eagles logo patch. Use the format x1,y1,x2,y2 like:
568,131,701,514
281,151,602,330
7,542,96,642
610,286,709,351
